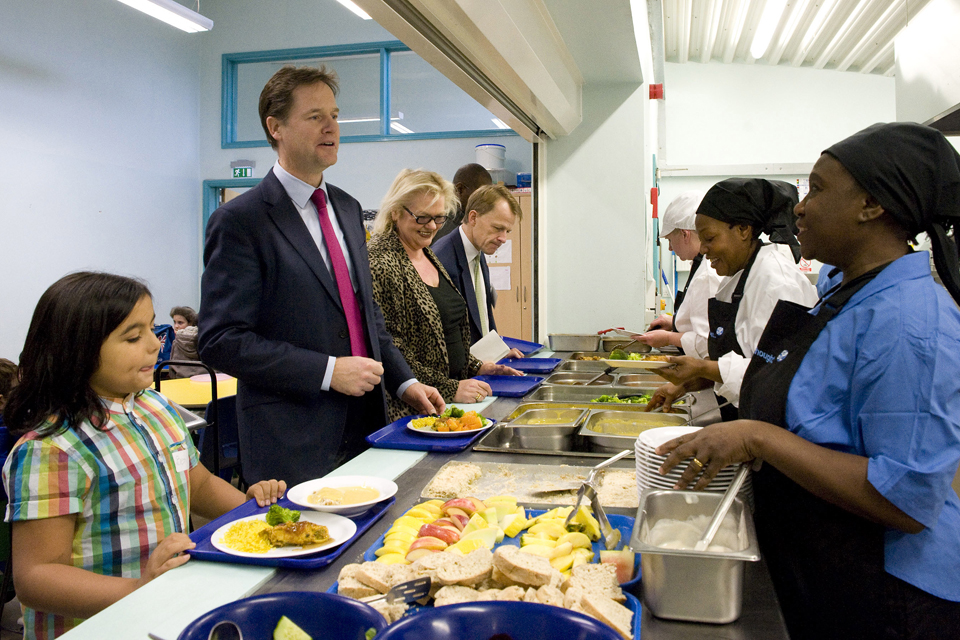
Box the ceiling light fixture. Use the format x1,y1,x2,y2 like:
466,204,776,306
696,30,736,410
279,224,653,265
115,0,213,32
334,0,372,20
750,0,788,59
491,118,511,129
390,122,414,134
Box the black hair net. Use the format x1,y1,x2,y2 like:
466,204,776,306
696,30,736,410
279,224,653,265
825,122,960,305
696,178,801,262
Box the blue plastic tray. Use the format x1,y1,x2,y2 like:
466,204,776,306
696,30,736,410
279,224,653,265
503,336,544,356
497,357,561,374
473,374,543,397
366,415,495,452
187,495,394,569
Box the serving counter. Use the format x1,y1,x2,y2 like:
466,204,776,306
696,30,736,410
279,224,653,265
62,389,788,640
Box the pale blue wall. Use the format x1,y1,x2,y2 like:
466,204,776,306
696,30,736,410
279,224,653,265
0,0,202,358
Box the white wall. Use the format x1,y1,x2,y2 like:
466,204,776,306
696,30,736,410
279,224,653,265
540,82,648,335
198,0,531,209
894,0,960,124
0,0,202,359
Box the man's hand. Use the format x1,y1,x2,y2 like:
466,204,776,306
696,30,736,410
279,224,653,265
647,314,674,331
331,357,383,396
504,348,526,359
402,382,445,415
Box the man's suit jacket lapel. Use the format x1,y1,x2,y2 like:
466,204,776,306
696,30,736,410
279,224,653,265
261,171,343,311
454,237,483,337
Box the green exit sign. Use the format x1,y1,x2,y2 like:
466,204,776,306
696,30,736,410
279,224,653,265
233,167,253,178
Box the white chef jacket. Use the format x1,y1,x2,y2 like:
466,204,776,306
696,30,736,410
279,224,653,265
713,244,819,405
674,259,722,359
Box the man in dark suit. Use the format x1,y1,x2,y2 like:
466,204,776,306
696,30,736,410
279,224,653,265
433,163,492,242
199,66,443,486
433,185,524,347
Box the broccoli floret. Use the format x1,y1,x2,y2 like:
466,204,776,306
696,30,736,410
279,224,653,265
265,504,301,526
442,406,465,419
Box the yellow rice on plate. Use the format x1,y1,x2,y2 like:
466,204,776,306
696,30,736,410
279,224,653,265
410,417,437,430
221,519,273,553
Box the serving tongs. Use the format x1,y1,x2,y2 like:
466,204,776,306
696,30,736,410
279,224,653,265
360,576,433,605
562,449,632,550
694,463,751,551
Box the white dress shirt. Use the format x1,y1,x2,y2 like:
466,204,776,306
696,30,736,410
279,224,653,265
273,161,415,398
674,259,721,359
458,226,490,331
713,244,819,406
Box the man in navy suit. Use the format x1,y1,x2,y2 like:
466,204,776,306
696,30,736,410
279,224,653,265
433,185,523,347
433,163,492,242
199,66,443,486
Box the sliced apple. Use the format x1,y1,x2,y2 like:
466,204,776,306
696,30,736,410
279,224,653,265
377,553,409,565
441,498,481,517
408,536,448,551
405,548,440,562
405,507,436,521
571,555,589,569
571,547,595,562
461,513,489,536
460,527,498,549
447,513,469,530
446,538,485,555
519,544,554,558
393,516,424,531
480,507,499,527
386,524,421,538
549,542,574,559
418,524,460,545
384,531,416,544
529,521,566,539
521,535,557,548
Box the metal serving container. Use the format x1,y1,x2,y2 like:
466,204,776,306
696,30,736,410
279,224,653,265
543,372,615,386
630,489,761,624
548,334,601,351
500,407,588,450
616,373,666,387
579,410,688,451
600,337,652,353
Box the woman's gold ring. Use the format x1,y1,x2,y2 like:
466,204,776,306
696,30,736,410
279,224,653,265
475,393,483,402
692,457,705,470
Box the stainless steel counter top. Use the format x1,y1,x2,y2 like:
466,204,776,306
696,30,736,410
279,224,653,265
256,391,788,640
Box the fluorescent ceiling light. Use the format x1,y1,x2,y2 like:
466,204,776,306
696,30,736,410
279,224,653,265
338,117,380,124
115,0,213,32
334,0,372,20
390,122,415,134
491,118,511,129
750,0,787,59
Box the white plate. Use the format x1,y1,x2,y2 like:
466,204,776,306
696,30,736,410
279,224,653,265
405,415,495,438
636,426,702,449
602,358,672,370
210,511,356,558
287,475,398,517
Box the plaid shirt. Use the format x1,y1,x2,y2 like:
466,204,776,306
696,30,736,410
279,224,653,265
2,389,199,639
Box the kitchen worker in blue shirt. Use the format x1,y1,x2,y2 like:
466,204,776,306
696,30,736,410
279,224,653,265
657,122,960,640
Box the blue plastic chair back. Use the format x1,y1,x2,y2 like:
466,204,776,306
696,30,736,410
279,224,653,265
153,324,176,367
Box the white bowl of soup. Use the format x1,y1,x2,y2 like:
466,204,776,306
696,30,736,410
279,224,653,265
287,475,398,517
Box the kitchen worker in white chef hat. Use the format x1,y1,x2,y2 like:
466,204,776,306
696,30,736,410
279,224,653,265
639,191,721,358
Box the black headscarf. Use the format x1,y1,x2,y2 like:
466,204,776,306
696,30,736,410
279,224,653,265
696,178,801,262
825,122,960,305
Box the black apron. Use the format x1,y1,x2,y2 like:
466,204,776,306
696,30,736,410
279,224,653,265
739,267,886,640
707,244,763,421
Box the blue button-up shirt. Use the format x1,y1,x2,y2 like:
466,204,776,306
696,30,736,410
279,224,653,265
787,251,960,601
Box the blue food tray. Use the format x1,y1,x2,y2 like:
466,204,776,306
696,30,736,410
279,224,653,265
366,415,495,452
352,509,640,588
473,374,543,397
503,336,543,356
497,357,561,374
187,495,394,569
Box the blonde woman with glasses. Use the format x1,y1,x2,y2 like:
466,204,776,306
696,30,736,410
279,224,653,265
368,169,520,421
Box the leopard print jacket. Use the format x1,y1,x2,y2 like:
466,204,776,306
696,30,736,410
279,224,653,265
368,229,483,421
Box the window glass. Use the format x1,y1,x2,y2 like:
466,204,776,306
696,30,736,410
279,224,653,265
390,51,502,134
237,54,381,140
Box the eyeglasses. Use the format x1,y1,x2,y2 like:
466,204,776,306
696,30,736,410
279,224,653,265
404,206,449,226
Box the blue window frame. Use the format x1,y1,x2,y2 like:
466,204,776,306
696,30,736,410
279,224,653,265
222,41,517,148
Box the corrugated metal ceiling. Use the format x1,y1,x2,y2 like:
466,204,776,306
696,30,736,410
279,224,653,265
662,0,932,76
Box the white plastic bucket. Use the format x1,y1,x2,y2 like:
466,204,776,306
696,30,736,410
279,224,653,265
475,143,506,170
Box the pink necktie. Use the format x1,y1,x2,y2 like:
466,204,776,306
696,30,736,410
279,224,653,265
311,189,369,357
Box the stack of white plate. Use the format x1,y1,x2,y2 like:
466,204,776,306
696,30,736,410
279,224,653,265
635,426,754,509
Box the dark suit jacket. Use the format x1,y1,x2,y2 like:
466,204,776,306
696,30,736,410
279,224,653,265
432,229,497,345
198,169,414,486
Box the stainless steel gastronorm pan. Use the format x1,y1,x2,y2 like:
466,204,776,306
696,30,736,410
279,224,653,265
543,372,616,386
579,410,688,451
501,407,588,450
600,337,652,353
630,489,760,624
547,334,601,351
